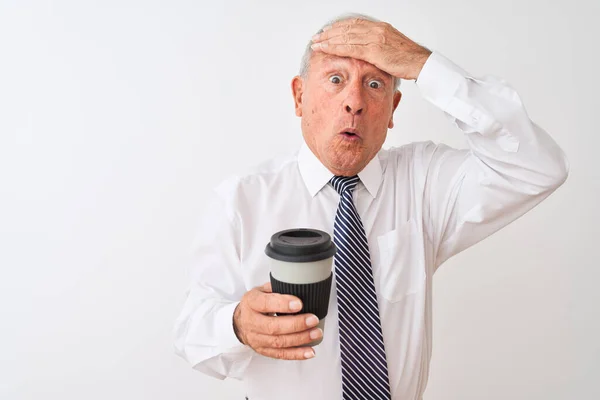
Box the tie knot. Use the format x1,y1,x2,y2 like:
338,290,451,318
329,175,360,195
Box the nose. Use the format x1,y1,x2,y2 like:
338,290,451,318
343,84,366,116
345,104,363,115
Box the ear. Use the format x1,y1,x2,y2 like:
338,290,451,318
291,76,304,117
388,90,402,129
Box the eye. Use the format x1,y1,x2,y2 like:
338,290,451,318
368,80,382,89
329,75,342,84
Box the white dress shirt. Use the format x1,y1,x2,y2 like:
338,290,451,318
173,52,568,400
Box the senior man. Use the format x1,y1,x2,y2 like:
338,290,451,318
174,13,568,400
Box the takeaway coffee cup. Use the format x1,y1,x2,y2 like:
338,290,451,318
264,228,336,346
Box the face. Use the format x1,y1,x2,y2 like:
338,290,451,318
292,52,402,176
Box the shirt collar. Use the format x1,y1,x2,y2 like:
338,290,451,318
298,141,383,198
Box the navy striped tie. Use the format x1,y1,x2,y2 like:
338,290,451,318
329,175,392,400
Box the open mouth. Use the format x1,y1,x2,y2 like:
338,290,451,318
339,129,360,138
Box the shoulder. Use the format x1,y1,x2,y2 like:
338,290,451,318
381,141,468,179
386,140,467,160
213,149,299,200
382,141,440,166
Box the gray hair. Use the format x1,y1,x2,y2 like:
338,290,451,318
299,13,401,91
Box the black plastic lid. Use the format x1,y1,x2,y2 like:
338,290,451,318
264,228,336,263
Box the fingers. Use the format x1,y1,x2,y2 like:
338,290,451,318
311,42,369,60
314,26,371,42
310,19,388,61
311,27,378,60
249,327,323,350
250,312,320,335
239,283,323,361
256,346,316,361
323,17,372,32
315,32,379,46
249,286,303,314
312,26,371,43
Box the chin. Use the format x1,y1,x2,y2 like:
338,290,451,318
325,145,368,175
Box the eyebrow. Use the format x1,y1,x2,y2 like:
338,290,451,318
318,56,393,81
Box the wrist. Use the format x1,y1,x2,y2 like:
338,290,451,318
410,48,432,81
232,303,245,345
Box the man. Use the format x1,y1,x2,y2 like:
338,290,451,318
174,13,568,400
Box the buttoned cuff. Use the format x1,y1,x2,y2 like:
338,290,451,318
416,51,467,110
416,52,513,147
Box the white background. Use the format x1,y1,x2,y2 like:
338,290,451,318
0,0,598,399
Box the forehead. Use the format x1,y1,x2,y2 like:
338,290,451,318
309,52,390,77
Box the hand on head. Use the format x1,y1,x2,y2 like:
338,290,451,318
310,18,431,81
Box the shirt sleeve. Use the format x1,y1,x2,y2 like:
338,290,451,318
173,183,254,380
415,52,569,270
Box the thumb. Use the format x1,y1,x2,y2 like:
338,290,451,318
261,281,273,293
